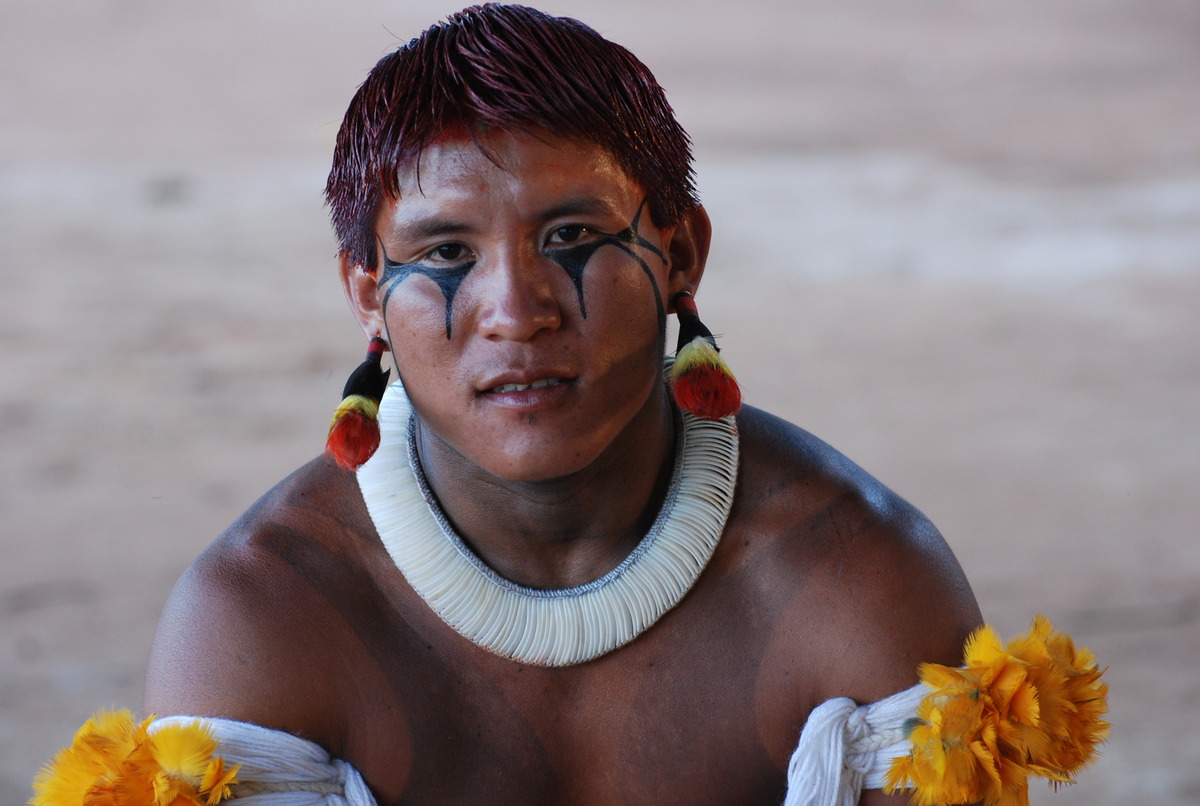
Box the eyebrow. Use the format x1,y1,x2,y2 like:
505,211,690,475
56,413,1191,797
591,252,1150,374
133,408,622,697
386,216,474,243
538,197,617,221
383,196,624,244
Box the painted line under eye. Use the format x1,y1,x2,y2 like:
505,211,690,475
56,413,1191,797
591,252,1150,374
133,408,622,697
378,239,476,339
544,200,665,319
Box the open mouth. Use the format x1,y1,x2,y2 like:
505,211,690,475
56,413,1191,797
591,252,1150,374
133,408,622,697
487,378,565,394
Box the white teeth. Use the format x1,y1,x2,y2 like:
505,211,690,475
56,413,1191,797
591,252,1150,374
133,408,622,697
491,378,562,393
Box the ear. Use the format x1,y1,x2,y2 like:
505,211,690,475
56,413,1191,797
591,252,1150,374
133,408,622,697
339,254,387,339
664,205,712,312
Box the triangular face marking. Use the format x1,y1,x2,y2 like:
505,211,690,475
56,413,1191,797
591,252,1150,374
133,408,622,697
545,199,666,321
378,241,475,339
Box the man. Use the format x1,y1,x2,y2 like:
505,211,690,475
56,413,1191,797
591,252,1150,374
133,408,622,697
141,5,980,804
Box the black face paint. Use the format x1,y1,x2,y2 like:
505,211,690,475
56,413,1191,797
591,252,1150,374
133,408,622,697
546,199,667,326
377,198,668,340
378,240,475,339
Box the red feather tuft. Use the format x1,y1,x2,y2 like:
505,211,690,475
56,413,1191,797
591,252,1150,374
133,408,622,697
672,364,741,420
671,333,741,419
325,410,381,470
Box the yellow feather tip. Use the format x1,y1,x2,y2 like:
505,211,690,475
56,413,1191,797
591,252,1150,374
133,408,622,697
670,337,731,380
327,394,380,433
150,720,218,780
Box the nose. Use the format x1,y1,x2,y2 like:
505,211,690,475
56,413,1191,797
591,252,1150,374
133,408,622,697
473,248,564,342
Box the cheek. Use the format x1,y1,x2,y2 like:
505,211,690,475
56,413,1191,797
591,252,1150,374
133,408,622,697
381,280,454,343
584,255,668,338
381,306,466,398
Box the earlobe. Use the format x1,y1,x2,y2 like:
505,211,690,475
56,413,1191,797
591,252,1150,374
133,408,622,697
665,205,712,311
339,254,386,338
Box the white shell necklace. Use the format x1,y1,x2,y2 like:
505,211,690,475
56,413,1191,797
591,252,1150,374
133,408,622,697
356,377,739,666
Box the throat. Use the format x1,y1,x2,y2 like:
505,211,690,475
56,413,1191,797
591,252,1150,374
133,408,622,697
413,412,678,591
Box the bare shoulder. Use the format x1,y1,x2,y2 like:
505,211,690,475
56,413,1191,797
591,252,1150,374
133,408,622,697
728,406,982,706
143,456,376,747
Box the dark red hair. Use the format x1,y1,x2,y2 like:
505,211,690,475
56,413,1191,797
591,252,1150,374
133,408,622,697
325,4,698,270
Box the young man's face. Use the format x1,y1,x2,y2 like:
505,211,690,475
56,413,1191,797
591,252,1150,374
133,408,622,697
352,131,702,483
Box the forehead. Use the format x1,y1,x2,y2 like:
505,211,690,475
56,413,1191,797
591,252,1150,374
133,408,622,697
387,131,643,219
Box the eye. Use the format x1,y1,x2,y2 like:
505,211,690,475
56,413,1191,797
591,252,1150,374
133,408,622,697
428,242,471,263
547,225,591,245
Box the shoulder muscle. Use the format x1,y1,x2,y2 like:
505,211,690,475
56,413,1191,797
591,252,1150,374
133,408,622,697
733,407,981,704
143,459,364,744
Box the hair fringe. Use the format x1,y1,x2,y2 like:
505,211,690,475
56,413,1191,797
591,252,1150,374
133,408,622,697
325,3,697,271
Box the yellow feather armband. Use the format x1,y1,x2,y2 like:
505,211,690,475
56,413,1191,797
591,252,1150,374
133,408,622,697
31,709,239,806
884,615,1109,806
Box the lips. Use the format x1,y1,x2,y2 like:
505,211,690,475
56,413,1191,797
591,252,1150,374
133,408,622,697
488,377,565,394
478,367,577,396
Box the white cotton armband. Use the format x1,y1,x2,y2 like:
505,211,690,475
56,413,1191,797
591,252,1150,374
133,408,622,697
782,683,927,806
151,717,378,805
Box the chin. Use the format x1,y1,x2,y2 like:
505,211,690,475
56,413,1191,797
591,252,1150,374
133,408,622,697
483,448,600,485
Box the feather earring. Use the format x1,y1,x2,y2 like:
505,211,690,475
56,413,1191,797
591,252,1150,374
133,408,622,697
325,337,391,469
669,291,741,419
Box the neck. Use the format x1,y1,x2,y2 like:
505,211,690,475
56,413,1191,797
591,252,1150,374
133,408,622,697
414,387,677,590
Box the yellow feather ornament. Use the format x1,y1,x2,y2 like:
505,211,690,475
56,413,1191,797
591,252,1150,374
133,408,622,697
884,616,1109,806
30,710,240,806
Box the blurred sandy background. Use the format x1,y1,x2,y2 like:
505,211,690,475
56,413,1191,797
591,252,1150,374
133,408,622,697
2,1,1198,803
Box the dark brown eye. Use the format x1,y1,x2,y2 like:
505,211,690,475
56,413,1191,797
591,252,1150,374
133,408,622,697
549,226,588,245
433,243,468,261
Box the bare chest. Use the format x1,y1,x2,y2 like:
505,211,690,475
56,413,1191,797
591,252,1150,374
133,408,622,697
322,565,823,805
345,638,795,805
